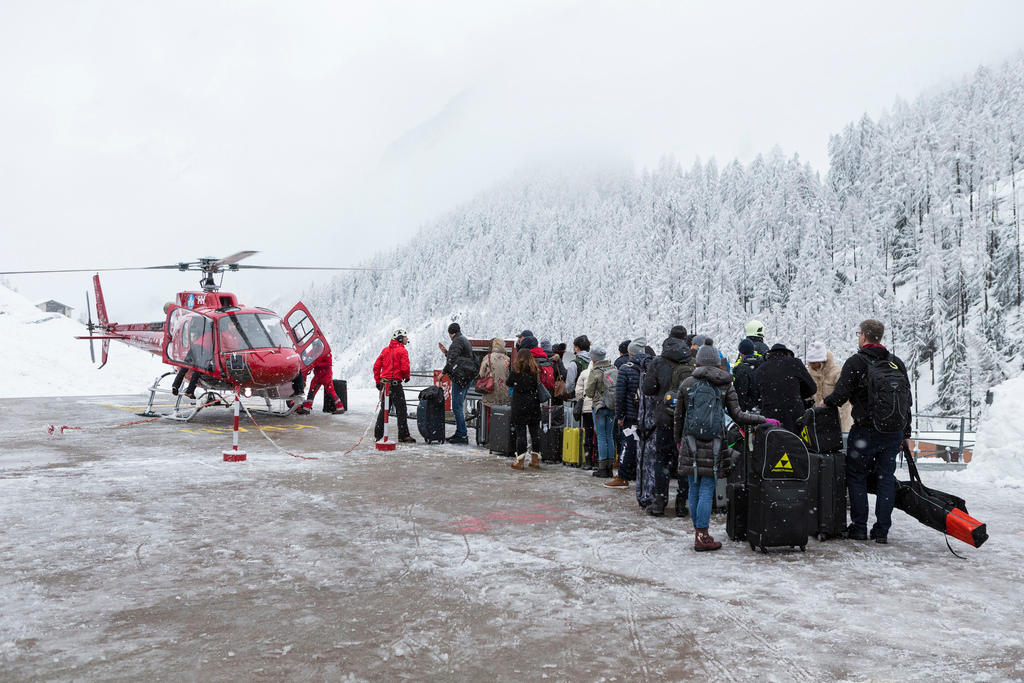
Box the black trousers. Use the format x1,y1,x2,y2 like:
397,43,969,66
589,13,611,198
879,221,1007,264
514,420,541,456
375,381,410,440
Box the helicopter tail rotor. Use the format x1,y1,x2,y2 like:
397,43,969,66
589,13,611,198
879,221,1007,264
85,290,96,364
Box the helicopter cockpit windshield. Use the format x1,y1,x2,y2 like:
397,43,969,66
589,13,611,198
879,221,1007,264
219,313,291,352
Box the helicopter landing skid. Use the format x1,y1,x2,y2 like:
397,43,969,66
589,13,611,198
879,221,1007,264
138,372,227,422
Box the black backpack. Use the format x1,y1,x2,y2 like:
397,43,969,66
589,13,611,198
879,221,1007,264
863,353,912,433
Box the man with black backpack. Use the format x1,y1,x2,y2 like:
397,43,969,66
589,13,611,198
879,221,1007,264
824,319,913,545
640,333,694,516
440,322,476,444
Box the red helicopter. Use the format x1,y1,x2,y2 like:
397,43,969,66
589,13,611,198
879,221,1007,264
2,251,374,420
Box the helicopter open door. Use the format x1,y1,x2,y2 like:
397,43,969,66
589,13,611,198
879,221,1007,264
283,302,331,370
162,305,217,374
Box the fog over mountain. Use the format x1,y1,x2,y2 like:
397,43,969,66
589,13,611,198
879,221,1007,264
308,54,1024,422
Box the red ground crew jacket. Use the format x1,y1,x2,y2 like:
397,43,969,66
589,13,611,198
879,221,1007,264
373,340,411,383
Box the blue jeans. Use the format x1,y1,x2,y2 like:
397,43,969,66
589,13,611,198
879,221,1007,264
594,407,615,464
846,424,904,537
451,381,470,438
687,475,716,529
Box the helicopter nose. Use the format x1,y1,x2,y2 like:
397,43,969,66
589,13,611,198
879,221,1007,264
246,348,301,386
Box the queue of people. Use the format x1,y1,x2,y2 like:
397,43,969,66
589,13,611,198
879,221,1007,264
369,317,912,552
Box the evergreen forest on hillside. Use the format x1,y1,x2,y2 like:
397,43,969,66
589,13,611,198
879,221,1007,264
310,55,1024,423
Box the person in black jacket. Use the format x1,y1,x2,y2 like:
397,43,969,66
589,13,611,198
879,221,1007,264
732,338,763,411
752,343,817,432
640,334,693,516
824,319,912,544
439,323,475,444
606,337,650,488
507,348,543,470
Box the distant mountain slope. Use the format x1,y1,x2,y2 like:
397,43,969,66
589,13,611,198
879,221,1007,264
0,284,165,397
309,55,1024,420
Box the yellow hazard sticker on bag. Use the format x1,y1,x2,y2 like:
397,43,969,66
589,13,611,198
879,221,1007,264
772,453,794,473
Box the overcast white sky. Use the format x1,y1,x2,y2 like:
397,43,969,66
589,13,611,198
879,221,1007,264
2,0,1024,321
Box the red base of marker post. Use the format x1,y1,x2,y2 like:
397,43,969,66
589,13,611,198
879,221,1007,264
375,382,397,451
224,389,248,462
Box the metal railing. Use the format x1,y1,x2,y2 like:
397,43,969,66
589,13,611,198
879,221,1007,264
908,413,974,463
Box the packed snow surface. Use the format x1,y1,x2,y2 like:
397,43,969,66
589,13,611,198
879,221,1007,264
0,284,166,398
0,387,1022,679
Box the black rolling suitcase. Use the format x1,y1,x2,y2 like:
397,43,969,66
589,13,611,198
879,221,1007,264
797,406,843,454
488,405,514,456
417,386,446,444
807,451,847,540
746,425,810,553
323,379,348,413
540,404,563,463
727,482,748,541
475,400,489,446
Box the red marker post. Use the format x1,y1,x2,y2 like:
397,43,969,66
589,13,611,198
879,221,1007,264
223,389,248,462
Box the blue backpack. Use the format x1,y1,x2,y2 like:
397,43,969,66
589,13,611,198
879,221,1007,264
682,379,725,441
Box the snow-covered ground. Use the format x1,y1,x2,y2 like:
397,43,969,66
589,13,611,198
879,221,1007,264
0,385,1022,679
0,284,165,397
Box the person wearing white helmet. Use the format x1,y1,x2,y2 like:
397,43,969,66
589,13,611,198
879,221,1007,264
373,328,415,443
737,319,770,363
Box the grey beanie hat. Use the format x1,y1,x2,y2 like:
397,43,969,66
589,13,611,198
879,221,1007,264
627,336,648,357
691,334,706,347
540,338,553,353
590,346,607,362
695,339,720,367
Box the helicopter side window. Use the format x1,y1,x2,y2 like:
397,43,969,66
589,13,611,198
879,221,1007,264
167,309,215,369
286,309,316,346
301,338,325,367
220,313,290,351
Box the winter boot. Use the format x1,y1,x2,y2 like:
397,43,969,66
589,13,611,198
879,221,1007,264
592,461,613,478
675,493,689,517
604,476,629,489
646,494,667,516
528,453,541,469
296,401,313,415
511,454,526,470
694,528,722,552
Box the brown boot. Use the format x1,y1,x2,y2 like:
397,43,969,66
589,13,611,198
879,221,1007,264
603,476,629,488
528,452,541,469
511,454,525,470
693,528,722,552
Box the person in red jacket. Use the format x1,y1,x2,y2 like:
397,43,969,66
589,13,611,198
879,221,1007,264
297,351,344,415
373,329,415,443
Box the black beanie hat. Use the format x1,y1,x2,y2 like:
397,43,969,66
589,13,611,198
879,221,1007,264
618,339,631,355
670,325,688,340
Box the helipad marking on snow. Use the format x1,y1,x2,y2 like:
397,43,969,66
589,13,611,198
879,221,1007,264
450,505,584,533
772,453,794,473
179,424,319,434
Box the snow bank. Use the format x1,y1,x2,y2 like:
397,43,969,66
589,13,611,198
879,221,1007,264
960,372,1024,488
0,285,165,398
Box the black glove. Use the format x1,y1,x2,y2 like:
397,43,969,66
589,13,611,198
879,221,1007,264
404,378,409,383
572,400,583,422
376,382,383,391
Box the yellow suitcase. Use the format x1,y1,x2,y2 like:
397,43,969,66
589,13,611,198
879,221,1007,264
562,427,583,466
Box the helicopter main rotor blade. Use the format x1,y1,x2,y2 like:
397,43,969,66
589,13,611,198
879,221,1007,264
212,250,259,268
235,265,393,271
0,265,180,275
